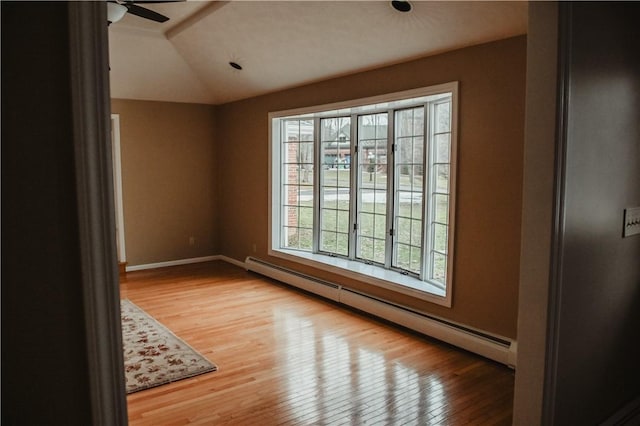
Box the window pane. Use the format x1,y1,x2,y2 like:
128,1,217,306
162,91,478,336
321,209,337,231
283,164,299,185
320,117,351,257
337,210,350,233
374,216,387,240
410,247,422,274
336,233,349,256
284,227,298,248
396,190,413,205
357,113,388,265
396,137,413,167
360,212,374,237
299,120,314,141
283,205,299,227
433,223,448,253
375,114,388,138
284,120,299,139
299,207,313,228
435,134,450,163
425,99,452,284
396,109,413,137
336,170,350,188
284,143,297,163
321,185,338,209
297,142,313,163
431,252,446,284
412,137,424,164
359,236,374,260
283,225,313,251
393,106,425,276
320,231,336,253
298,153,313,173
373,190,387,214
360,197,374,213
411,192,423,220
358,115,375,139
299,228,313,251
395,243,411,270
373,239,386,264
284,184,302,203
434,194,449,224
281,118,315,253
320,231,349,255
322,168,339,186
397,162,422,188
321,119,336,141
411,219,422,246
360,142,387,190
321,117,350,143
300,167,314,187
413,108,424,136
435,164,450,193
435,102,450,133
396,217,411,245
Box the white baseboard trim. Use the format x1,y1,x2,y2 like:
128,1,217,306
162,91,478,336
217,255,246,269
126,255,221,272
244,256,517,367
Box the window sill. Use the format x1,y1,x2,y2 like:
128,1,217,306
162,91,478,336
269,248,451,307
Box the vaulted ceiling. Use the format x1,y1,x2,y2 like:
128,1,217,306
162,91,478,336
108,1,527,105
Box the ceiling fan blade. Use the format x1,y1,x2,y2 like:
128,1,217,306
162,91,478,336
125,4,170,23
126,0,184,3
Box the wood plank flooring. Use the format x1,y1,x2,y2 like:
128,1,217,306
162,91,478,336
121,261,514,425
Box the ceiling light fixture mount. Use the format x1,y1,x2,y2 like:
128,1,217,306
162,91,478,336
229,62,243,70
107,2,128,24
391,1,412,13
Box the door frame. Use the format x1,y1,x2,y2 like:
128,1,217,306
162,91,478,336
111,114,127,264
69,2,128,424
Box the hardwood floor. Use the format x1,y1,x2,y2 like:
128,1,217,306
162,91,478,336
121,261,514,425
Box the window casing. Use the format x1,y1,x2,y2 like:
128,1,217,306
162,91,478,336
270,83,457,306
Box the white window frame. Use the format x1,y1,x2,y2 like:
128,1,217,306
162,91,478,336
269,82,458,307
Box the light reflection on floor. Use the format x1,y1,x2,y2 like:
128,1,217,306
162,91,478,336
274,308,446,424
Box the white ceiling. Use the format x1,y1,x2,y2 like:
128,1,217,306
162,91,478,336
108,1,527,105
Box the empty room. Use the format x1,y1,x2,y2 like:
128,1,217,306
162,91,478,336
2,2,638,425
110,1,524,423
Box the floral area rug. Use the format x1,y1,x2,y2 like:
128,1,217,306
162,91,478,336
121,299,217,393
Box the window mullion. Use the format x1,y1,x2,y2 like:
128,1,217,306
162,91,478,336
385,109,395,270
312,117,321,254
348,113,358,260
421,102,431,281
279,121,286,249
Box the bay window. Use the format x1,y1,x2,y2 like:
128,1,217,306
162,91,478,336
270,83,457,306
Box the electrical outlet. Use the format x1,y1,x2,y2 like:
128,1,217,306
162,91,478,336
623,207,640,237
189,236,195,246
252,243,257,253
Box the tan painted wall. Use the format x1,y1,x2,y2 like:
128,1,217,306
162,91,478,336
111,99,218,266
216,36,526,339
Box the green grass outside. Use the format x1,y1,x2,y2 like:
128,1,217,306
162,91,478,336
285,169,448,283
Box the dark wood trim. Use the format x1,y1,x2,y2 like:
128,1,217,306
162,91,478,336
68,2,128,424
601,395,640,426
543,2,572,424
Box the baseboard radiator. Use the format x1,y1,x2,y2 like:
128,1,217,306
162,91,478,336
244,256,517,368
